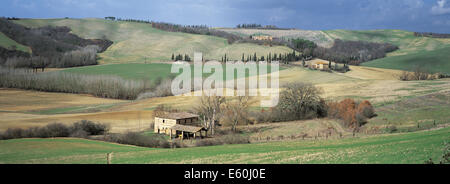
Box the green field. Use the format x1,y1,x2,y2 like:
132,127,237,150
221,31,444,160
14,18,293,63
362,47,450,74
0,32,31,53
63,63,175,81
324,30,450,73
0,127,448,164
63,63,284,81
324,29,450,56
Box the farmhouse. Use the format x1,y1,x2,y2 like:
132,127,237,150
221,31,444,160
154,112,207,139
250,34,273,41
311,61,330,70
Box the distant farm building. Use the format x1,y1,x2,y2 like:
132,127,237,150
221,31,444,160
154,112,207,139
104,17,116,21
311,61,330,70
250,34,273,41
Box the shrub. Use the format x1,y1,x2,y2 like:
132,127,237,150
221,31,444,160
136,79,173,100
398,67,444,81
100,132,170,148
327,99,376,128
0,121,109,140
271,82,326,122
194,134,249,147
69,129,89,138
44,123,70,137
1,128,27,139
71,120,110,136
251,108,275,123
220,134,250,144
386,126,398,133
358,100,376,118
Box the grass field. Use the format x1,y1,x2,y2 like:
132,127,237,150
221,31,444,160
63,63,284,81
362,47,450,74
63,63,175,81
323,30,450,73
0,126,448,164
323,29,450,56
14,18,293,63
0,32,31,53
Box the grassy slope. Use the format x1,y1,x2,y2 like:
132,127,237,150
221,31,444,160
362,47,450,74
0,32,31,53
14,18,293,63
0,127,448,164
324,29,450,74
367,91,450,132
324,29,450,56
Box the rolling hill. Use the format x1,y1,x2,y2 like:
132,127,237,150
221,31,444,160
217,28,450,74
13,18,293,63
3,19,448,74
361,46,450,74
0,32,31,53
323,30,450,74
323,29,450,56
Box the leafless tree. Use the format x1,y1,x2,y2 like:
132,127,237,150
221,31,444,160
194,95,225,135
223,96,251,132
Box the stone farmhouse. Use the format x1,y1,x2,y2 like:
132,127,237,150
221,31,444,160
154,112,207,139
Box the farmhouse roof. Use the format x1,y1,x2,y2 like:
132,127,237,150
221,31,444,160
158,112,199,120
315,61,329,65
170,124,205,133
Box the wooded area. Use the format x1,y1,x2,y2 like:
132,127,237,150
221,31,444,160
0,18,112,69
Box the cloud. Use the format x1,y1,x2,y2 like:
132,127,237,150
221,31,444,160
403,0,424,9
431,0,450,15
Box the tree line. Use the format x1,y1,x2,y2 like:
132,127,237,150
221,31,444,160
170,51,301,63
0,18,112,70
236,24,285,30
414,32,450,39
152,21,242,44
289,38,398,65
171,53,191,62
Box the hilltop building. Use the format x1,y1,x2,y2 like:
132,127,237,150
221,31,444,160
311,61,330,70
250,34,273,41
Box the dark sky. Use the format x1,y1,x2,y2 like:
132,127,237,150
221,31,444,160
2,0,450,33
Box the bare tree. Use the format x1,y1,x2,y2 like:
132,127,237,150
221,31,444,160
195,95,225,135
223,96,251,132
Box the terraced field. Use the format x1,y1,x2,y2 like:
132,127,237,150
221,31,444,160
0,126,448,164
